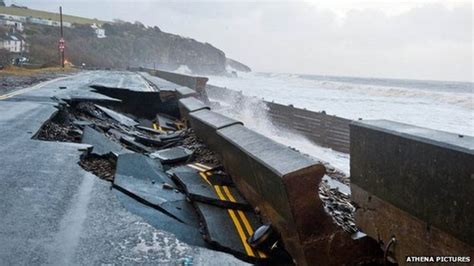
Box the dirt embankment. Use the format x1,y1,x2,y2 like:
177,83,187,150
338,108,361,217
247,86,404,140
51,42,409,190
0,66,78,95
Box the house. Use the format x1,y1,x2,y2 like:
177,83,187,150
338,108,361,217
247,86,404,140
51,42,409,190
0,13,26,22
0,18,24,32
0,33,27,53
0,14,73,28
91,23,106,38
26,17,72,28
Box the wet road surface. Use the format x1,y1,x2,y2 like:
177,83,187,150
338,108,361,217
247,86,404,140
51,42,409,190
0,71,246,265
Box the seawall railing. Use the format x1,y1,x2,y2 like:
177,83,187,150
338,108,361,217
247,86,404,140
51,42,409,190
132,67,209,96
206,84,351,153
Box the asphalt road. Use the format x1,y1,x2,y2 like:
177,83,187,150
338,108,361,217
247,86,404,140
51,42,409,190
0,71,245,265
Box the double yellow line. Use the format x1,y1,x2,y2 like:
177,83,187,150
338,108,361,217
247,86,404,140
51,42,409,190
152,122,166,133
188,163,266,258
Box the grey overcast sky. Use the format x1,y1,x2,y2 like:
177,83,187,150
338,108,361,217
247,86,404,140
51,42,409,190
8,0,473,81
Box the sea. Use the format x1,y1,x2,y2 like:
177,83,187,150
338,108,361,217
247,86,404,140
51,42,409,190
205,71,473,174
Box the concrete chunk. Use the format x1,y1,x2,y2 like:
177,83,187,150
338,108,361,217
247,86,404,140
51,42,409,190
150,147,193,164
114,153,198,225
95,105,139,127
195,202,263,260
172,169,250,210
81,126,129,156
156,114,179,131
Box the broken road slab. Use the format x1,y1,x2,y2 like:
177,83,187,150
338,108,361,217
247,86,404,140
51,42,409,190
195,202,266,261
134,134,163,147
113,188,207,248
81,126,129,156
114,153,200,225
135,125,163,135
150,146,193,164
156,113,180,131
95,104,139,127
120,135,152,153
172,169,250,210
139,72,180,91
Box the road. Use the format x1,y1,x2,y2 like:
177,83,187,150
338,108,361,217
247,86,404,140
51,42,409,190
0,71,245,265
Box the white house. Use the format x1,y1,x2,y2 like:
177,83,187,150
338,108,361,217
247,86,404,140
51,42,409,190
91,23,106,38
26,17,72,28
0,20,24,32
0,33,27,53
0,13,26,22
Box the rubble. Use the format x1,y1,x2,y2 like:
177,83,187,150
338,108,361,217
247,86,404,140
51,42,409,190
150,146,193,164
32,94,367,264
79,154,116,181
35,109,82,143
180,129,220,166
319,180,358,234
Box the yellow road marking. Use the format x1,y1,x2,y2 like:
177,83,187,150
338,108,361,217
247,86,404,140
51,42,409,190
175,121,185,129
152,123,166,133
214,185,255,257
187,164,206,172
195,163,211,170
222,186,267,258
196,168,266,258
198,172,212,186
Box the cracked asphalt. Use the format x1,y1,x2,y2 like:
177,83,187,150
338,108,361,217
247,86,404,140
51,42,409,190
0,71,247,265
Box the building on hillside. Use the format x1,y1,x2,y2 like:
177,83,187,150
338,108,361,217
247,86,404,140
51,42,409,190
0,33,27,53
0,17,24,32
91,23,106,38
26,16,72,28
0,13,73,28
0,13,26,22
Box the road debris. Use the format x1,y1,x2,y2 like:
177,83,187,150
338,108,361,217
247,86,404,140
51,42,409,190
79,154,116,181
30,87,369,264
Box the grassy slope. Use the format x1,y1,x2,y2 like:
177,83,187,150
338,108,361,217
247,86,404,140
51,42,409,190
0,6,108,25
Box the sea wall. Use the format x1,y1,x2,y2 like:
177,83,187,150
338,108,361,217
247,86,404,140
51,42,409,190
350,120,474,262
179,92,380,266
206,84,351,153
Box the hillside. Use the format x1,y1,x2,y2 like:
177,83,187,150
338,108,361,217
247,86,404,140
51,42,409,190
0,6,107,25
2,6,251,75
226,58,251,72
26,21,243,75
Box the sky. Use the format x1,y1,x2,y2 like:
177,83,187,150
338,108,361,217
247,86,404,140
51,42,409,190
7,0,473,82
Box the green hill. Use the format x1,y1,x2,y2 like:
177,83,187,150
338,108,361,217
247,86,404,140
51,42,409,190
0,6,108,25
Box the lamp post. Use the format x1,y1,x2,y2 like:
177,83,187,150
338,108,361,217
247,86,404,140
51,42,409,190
59,6,65,69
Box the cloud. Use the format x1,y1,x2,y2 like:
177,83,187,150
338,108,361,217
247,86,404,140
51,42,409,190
12,0,473,81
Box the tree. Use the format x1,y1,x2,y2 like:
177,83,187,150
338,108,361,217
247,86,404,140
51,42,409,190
0,0,5,7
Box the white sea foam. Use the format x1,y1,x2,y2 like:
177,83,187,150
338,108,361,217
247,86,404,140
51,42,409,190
207,85,351,174
174,65,193,75
208,72,474,136
207,72,473,174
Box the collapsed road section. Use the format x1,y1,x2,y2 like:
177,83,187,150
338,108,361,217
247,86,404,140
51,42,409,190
30,87,289,263
26,74,382,265
4,69,470,265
